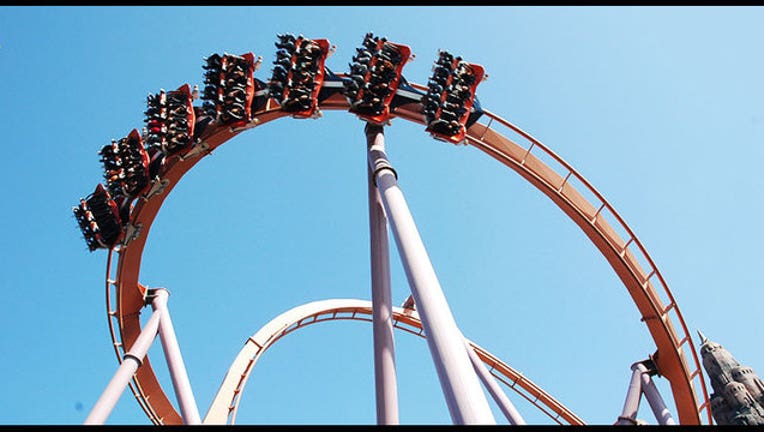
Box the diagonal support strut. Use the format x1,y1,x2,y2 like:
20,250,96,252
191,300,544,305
367,137,400,424
366,123,495,425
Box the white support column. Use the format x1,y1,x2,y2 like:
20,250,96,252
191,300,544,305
640,367,676,425
367,148,400,425
153,289,202,425
84,298,162,425
615,364,644,425
366,123,496,425
465,341,526,425
616,361,675,426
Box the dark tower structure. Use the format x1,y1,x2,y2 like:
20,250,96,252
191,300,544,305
698,331,764,425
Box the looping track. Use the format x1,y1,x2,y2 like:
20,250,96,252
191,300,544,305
103,80,711,425
203,298,584,425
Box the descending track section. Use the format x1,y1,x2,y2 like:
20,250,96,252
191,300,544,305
202,298,584,425
84,36,711,425
462,112,712,425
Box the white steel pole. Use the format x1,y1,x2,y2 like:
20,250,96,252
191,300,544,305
367,154,400,424
640,367,676,425
615,364,644,425
366,123,496,425
465,341,526,425
84,300,162,425
153,289,202,425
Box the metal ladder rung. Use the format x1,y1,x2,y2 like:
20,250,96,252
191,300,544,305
641,269,657,288
478,118,493,140
661,302,675,315
520,142,535,165
619,237,635,255
557,171,573,192
591,203,606,223
678,335,690,347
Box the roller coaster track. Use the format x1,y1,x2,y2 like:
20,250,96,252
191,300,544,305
202,298,585,425
101,72,711,425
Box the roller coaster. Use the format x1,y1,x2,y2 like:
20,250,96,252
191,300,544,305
74,32,712,425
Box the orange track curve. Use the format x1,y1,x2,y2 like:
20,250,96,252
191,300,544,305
202,299,584,425
103,83,710,425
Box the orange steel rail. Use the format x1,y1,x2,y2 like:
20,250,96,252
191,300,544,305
105,83,710,425
461,113,711,425
202,299,584,425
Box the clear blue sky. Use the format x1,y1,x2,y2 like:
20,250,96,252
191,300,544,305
0,6,762,425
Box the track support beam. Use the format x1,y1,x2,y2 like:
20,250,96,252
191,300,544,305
366,123,495,425
152,289,202,424
85,289,201,425
466,341,526,425
85,292,164,425
367,141,400,424
615,361,676,426
640,364,675,425
616,362,645,425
